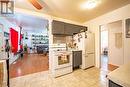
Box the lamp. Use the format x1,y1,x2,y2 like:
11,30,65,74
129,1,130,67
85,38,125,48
81,0,101,9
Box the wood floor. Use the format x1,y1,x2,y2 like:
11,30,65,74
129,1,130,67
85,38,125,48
108,64,119,71
9,54,49,78
101,55,118,71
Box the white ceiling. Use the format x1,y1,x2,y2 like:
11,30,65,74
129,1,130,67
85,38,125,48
6,13,48,33
14,0,130,23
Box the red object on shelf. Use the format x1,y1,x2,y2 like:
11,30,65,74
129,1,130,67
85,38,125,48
10,28,18,53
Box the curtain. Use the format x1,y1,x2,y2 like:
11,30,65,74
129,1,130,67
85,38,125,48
10,28,18,53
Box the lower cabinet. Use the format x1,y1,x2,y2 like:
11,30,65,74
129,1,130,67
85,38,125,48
72,51,82,68
109,80,123,87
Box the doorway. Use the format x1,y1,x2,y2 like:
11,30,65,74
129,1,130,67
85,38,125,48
99,20,123,71
100,25,108,71
8,13,49,78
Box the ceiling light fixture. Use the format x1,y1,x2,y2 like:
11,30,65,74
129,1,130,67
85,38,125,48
81,0,101,10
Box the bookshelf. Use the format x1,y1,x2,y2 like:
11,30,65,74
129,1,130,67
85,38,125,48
31,34,49,48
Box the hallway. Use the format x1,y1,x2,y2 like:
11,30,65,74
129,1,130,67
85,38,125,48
10,54,49,78
101,55,108,71
101,55,119,71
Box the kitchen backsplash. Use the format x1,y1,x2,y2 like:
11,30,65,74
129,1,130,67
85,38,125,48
53,35,72,44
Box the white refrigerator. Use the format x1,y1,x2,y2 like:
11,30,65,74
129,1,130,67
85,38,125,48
74,32,95,69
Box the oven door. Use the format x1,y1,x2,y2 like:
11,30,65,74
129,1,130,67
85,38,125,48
55,53,72,69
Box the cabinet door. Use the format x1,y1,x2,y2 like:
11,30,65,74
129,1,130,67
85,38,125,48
73,51,82,68
64,23,74,35
72,25,86,34
64,23,86,35
52,20,65,34
73,25,81,33
75,25,87,33
65,24,81,35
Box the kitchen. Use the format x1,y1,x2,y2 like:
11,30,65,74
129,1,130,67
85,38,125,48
0,0,129,87
50,20,95,77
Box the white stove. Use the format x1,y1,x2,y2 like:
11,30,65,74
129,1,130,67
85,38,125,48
50,44,72,77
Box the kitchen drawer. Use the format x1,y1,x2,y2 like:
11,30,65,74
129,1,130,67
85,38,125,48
54,66,72,77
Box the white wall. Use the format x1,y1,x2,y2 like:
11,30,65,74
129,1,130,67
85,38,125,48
0,16,20,64
101,30,108,54
108,21,124,66
84,4,130,68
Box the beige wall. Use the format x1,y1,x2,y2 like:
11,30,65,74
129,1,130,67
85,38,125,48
108,21,124,66
84,4,130,68
0,17,21,64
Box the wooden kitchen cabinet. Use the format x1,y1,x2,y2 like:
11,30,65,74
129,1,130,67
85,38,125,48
52,20,87,35
64,24,84,35
126,18,130,38
64,23,75,35
52,20,65,35
72,25,84,34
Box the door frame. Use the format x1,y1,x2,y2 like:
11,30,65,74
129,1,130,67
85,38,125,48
0,23,4,53
99,25,109,69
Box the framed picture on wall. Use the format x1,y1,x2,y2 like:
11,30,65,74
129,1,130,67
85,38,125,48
126,18,130,38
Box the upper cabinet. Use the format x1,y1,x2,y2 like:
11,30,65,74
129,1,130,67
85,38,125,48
52,20,65,35
52,20,87,35
126,18,130,38
64,23,76,35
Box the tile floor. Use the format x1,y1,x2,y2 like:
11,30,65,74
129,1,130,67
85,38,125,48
101,55,108,71
10,67,109,87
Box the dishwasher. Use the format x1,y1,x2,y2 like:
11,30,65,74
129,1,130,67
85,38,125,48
72,51,82,69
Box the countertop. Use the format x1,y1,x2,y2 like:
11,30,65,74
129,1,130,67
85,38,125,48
107,62,130,87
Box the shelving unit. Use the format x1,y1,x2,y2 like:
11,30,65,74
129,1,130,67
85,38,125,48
31,35,49,48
